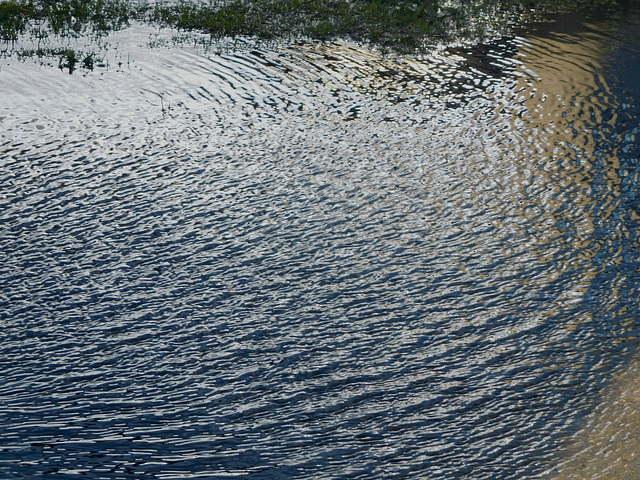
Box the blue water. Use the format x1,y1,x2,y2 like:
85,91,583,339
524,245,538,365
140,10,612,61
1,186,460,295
1,9,639,480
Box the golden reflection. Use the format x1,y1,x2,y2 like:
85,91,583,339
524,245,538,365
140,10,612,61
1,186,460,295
542,356,640,479
513,17,639,479
493,18,631,306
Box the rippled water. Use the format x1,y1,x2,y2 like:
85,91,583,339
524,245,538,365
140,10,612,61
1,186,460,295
1,9,640,480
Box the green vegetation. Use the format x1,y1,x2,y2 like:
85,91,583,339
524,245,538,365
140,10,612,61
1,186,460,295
0,0,636,68
0,0,133,41
11,46,102,73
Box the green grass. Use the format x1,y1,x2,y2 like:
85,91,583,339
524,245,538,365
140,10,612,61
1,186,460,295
0,0,636,63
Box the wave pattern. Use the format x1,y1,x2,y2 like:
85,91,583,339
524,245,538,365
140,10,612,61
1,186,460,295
1,13,639,480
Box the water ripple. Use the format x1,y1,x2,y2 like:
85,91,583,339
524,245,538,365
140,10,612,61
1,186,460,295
1,11,640,480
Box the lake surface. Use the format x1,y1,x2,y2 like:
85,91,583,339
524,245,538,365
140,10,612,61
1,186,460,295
1,8,639,480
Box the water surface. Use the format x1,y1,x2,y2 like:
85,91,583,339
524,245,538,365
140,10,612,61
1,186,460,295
1,10,639,480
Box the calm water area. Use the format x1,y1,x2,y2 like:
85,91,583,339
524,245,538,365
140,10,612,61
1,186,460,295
1,6,640,479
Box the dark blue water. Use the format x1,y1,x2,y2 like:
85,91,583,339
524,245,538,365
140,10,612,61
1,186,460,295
1,9,639,480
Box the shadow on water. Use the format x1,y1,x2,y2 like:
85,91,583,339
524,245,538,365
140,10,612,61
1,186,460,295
0,8,639,480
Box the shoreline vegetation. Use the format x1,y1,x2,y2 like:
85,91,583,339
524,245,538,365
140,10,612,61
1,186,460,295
0,0,635,71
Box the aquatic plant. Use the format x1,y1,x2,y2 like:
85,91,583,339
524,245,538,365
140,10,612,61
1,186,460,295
0,0,636,61
0,1,29,41
15,46,102,73
0,0,137,40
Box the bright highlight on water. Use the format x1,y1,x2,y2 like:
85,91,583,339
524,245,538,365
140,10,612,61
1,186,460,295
1,5,639,480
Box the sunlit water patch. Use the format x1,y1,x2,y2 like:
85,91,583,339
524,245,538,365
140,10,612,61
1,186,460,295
1,10,639,480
